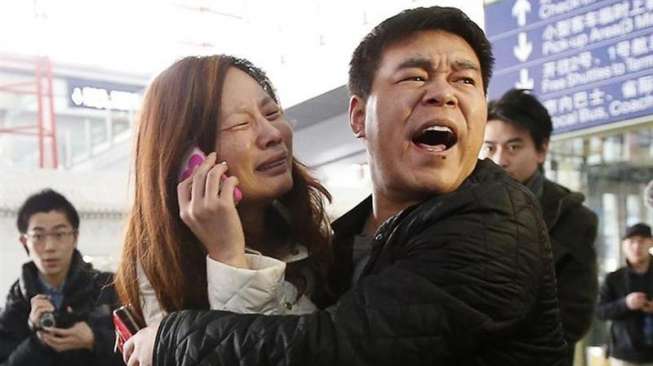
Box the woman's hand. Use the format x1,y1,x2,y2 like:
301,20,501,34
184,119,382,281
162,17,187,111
177,152,248,268
123,322,159,366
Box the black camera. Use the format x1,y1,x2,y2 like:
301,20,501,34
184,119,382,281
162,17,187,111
37,310,81,329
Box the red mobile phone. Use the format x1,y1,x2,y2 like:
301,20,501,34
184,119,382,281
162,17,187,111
179,147,243,202
112,306,143,354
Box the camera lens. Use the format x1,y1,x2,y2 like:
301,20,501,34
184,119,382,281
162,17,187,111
39,312,56,328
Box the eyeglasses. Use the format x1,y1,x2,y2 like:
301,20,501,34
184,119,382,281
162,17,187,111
24,230,77,244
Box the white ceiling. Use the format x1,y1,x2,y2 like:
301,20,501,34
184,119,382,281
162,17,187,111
0,0,484,107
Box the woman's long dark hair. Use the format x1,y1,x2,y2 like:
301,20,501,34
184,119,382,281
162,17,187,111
114,55,332,323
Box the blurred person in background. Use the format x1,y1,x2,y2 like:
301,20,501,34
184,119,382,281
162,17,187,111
114,54,333,364
480,88,599,365
0,189,121,366
597,223,653,366
124,6,567,366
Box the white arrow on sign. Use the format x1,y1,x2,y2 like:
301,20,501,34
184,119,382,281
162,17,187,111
515,68,534,89
513,32,533,62
512,0,531,27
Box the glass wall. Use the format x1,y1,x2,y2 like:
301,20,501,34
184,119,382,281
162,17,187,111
547,121,653,351
0,68,142,170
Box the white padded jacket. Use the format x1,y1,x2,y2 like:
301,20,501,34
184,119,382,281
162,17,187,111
138,246,317,326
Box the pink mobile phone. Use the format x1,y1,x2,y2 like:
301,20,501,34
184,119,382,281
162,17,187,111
179,147,243,202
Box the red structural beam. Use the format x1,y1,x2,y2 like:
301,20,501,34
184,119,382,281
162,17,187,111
0,55,58,168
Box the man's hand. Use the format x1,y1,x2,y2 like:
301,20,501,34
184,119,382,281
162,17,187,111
642,301,653,314
38,321,95,352
123,322,159,366
28,294,54,328
626,292,648,310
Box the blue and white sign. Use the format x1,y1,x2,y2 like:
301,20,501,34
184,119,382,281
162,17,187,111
485,0,653,133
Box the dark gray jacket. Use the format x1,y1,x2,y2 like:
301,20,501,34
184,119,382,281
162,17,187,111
540,178,598,344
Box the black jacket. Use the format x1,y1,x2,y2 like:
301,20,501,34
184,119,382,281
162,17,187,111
596,259,653,363
0,250,123,366
540,179,598,344
154,159,567,365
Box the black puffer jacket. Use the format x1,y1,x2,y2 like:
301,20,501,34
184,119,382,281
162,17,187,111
154,159,566,365
0,250,123,366
540,179,598,345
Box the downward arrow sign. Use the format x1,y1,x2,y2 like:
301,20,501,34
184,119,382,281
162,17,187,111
515,68,534,90
512,0,531,27
513,32,533,62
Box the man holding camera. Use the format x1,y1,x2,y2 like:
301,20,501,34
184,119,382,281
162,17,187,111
0,189,122,366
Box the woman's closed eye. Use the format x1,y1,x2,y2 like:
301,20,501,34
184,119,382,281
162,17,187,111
265,109,282,120
222,121,249,131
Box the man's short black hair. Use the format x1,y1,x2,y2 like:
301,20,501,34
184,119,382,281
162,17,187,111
488,89,553,152
16,189,80,233
348,6,494,99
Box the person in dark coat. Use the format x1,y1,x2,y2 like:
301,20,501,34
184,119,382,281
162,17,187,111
597,223,653,366
124,6,567,365
480,88,599,365
0,189,122,366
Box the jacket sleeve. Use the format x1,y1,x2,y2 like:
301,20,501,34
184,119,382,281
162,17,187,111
596,273,631,321
138,263,166,326
206,254,317,315
0,334,55,366
154,270,464,366
85,273,124,366
153,183,565,366
552,208,599,342
0,283,54,366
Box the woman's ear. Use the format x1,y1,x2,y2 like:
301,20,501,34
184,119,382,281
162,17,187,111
349,95,366,139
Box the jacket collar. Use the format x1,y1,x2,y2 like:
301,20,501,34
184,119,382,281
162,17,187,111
625,256,653,275
332,160,507,238
332,195,373,240
539,178,585,230
524,169,545,199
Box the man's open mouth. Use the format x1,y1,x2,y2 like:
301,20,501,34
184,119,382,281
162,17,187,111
411,125,458,152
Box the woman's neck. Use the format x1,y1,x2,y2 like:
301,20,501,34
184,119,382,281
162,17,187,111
239,201,291,256
238,203,268,250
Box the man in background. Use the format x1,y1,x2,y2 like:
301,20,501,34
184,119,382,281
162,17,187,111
0,188,121,366
597,223,653,366
480,88,599,365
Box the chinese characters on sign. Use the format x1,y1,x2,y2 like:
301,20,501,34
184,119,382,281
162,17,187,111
67,78,143,111
485,0,653,133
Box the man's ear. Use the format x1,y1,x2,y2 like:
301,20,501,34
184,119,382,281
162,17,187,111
348,95,366,139
537,138,550,164
19,235,29,255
